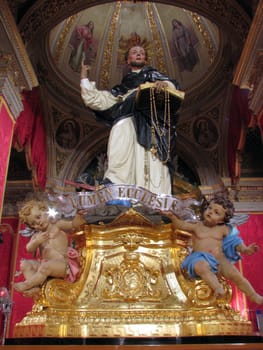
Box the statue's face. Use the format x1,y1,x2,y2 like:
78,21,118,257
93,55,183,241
27,206,49,231
127,46,146,68
203,202,226,226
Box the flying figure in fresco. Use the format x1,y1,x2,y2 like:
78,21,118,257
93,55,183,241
69,20,97,72
171,18,199,72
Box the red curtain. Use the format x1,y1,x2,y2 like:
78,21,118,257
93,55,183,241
12,87,47,190
231,214,263,331
0,218,17,290
0,218,18,338
227,86,251,184
7,221,34,338
257,106,263,141
0,99,15,217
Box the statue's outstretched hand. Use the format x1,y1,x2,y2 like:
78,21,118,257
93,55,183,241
243,242,259,255
80,58,91,79
72,210,87,229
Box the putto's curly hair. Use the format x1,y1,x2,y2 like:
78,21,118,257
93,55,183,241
201,195,234,223
19,200,48,227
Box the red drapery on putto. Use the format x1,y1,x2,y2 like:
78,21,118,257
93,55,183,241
227,86,251,185
12,87,47,190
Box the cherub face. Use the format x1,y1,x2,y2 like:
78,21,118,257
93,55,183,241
26,206,49,231
203,202,226,226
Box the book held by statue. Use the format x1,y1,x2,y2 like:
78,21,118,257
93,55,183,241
136,82,185,114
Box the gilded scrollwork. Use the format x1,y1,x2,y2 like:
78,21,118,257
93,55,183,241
146,3,167,75
99,2,121,89
190,12,217,64
15,209,252,337
102,252,162,301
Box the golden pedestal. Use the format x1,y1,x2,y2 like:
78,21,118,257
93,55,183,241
14,208,252,338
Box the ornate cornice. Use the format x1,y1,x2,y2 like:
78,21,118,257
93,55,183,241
233,1,263,116
0,53,24,118
0,0,38,91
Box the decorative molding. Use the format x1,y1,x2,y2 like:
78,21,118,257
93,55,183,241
0,0,38,90
2,180,34,216
100,2,121,90
0,54,23,119
54,15,77,65
191,12,217,64
146,3,167,75
247,51,263,115
232,1,263,116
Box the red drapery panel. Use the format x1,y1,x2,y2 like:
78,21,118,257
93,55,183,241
31,104,48,189
239,214,263,308
8,221,34,338
13,91,35,149
257,106,263,141
0,218,17,289
0,218,18,338
230,214,263,331
12,87,47,190
228,86,251,184
0,98,15,217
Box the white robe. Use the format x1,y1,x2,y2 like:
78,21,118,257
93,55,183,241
80,79,172,195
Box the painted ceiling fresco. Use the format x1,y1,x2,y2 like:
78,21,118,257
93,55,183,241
49,2,219,91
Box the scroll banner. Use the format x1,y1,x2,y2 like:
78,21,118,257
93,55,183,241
74,184,199,218
0,97,15,219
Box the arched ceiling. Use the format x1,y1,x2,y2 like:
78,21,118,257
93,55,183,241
16,0,251,115
49,3,219,92
0,0,262,213
2,0,263,213
6,0,251,186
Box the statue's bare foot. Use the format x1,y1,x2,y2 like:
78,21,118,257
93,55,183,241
215,286,225,298
14,281,29,292
23,287,41,297
250,294,263,305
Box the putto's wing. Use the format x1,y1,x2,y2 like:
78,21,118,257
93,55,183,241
230,213,249,226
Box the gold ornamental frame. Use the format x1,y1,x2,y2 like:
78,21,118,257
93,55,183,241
14,208,252,338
